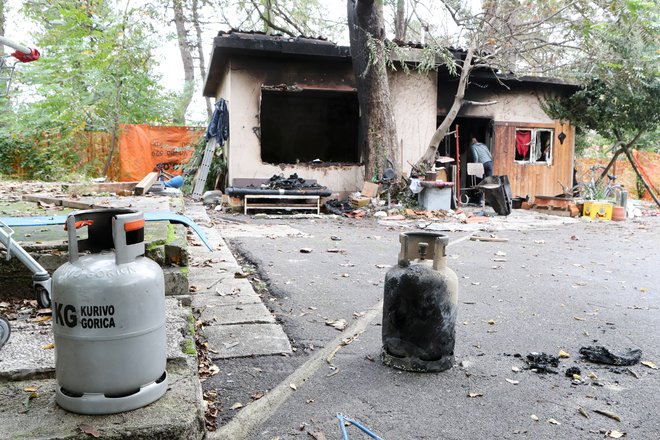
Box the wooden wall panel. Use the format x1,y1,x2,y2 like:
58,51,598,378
493,121,574,198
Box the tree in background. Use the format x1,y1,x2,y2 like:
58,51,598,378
172,0,196,125
411,0,584,172
235,0,345,38
0,0,176,179
348,0,400,181
543,0,659,205
164,0,345,123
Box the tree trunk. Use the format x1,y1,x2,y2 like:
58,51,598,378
173,0,195,125
264,0,273,34
621,146,660,207
0,0,5,56
191,0,212,119
394,0,406,41
414,46,475,172
598,146,624,183
347,0,400,181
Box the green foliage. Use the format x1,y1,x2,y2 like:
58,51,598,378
0,0,177,180
182,135,226,194
543,0,660,148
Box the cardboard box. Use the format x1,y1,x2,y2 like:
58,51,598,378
361,182,380,198
349,195,370,208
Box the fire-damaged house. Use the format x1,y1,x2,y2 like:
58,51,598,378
202,31,577,202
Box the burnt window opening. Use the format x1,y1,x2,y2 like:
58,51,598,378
515,128,553,165
260,88,359,164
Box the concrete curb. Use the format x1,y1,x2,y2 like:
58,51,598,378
183,203,292,360
208,299,384,440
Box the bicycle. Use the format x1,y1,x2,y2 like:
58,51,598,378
561,164,626,205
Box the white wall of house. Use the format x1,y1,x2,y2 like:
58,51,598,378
438,85,556,124
389,71,438,175
212,57,437,195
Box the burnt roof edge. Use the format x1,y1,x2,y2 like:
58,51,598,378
203,31,579,97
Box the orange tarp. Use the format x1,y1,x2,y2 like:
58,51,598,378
118,124,203,182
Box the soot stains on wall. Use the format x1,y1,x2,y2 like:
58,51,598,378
260,88,360,164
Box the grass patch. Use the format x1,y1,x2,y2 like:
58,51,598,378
182,338,197,356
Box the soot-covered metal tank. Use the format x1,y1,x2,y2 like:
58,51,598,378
382,231,458,372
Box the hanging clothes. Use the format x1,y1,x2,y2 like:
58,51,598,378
205,98,229,146
516,130,531,158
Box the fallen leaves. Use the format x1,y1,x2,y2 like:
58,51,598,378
467,391,483,398
230,402,244,410
299,248,313,254
641,360,658,369
505,378,519,385
79,424,100,437
558,350,571,358
594,409,621,422
607,430,626,438
547,418,561,425
325,319,347,331
307,427,327,440
289,383,297,391
203,390,219,430
251,391,265,401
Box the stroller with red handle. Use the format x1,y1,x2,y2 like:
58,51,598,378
1,35,40,96
0,35,40,349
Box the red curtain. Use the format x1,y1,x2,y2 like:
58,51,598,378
516,131,531,158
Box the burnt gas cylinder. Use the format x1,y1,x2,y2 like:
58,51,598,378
52,209,167,414
382,232,458,372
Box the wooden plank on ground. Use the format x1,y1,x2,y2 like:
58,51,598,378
22,194,96,210
134,172,159,195
22,195,63,206
530,207,573,217
63,182,138,194
533,196,574,209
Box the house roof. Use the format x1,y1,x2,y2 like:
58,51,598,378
203,31,351,96
203,30,578,97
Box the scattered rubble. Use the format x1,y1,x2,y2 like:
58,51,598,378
524,352,560,374
261,174,323,191
579,346,642,366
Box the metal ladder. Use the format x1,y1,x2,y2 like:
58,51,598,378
191,137,219,201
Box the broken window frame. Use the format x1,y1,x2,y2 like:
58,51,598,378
258,85,360,165
514,128,554,165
